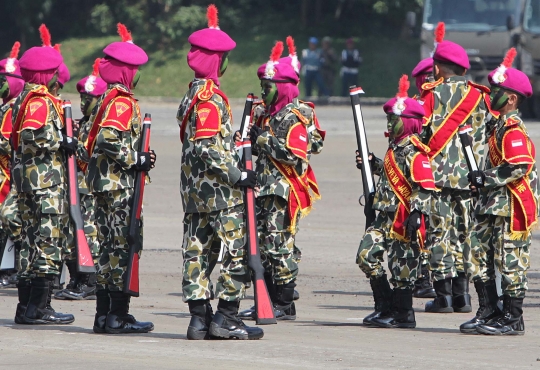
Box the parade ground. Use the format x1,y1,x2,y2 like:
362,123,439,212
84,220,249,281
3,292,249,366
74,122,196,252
1,102,540,370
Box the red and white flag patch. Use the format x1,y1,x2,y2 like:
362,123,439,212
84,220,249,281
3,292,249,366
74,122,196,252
512,139,523,147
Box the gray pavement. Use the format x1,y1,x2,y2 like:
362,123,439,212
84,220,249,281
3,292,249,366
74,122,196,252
1,103,540,369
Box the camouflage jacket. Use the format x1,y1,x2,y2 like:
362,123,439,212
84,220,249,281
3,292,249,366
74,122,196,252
85,84,141,193
11,84,67,193
252,99,324,159
0,102,13,186
476,111,540,217
422,76,490,190
253,100,319,200
371,135,433,215
177,79,244,213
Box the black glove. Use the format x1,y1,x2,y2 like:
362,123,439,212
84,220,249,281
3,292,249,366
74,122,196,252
236,170,257,188
250,125,264,146
468,170,485,188
134,150,156,171
404,209,422,242
355,151,376,170
60,136,78,155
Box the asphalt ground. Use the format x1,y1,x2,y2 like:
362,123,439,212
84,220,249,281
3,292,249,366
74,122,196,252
1,103,540,369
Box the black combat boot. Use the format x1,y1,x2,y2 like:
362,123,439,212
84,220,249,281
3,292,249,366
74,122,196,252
293,290,300,300
476,295,525,335
93,289,110,333
413,265,436,298
44,279,75,323
54,260,78,300
105,291,154,334
63,273,97,300
187,300,211,340
14,279,31,324
237,273,278,320
364,274,393,326
425,278,453,313
22,277,75,324
209,299,264,340
452,272,472,313
459,280,501,334
371,288,416,328
274,281,297,320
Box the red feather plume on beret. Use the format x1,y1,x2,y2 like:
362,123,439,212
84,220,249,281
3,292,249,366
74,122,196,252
435,22,445,43
502,47,517,69
270,41,284,63
286,36,296,56
117,23,133,42
53,44,61,53
207,4,219,29
39,24,52,47
92,58,100,76
9,41,20,59
397,74,410,98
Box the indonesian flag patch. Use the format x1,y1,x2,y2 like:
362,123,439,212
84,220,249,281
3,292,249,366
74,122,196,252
512,139,523,147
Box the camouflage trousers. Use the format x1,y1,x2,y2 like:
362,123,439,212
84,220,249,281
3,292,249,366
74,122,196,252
65,191,100,264
182,204,250,302
464,214,530,298
95,189,141,292
356,211,420,289
427,188,472,281
18,185,69,278
0,189,22,272
256,195,299,286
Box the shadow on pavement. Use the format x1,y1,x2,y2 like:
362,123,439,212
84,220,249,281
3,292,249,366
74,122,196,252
318,305,373,311
151,312,190,319
312,290,372,296
294,320,459,334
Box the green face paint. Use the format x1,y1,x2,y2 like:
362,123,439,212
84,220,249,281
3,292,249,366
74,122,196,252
261,80,277,107
80,93,97,116
387,114,404,139
0,75,9,99
132,70,141,89
219,52,229,77
490,85,509,111
47,73,58,91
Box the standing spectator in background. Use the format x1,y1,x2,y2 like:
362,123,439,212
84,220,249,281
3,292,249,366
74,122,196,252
341,38,362,96
321,37,337,96
302,37,328,97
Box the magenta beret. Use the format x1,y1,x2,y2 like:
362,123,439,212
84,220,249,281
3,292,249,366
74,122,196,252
257,61,299,84
19,46,63,72
103,42,148,66
76,76,108,96
488,68,533,98
188,28,236,53
412,58,433,77
433,41,470,70
383,97,425,118
57,63,70,85
0,58,21,77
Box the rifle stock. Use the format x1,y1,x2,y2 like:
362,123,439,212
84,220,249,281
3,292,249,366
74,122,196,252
63,101,95,273
349,87,377,230
239,94,276,325
124,113,152,296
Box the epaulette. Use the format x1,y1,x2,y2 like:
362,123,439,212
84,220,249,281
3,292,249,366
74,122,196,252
196,79,217,102
505,116,521,127
21,96,50,130
410,135,430,154
421,77,444,91
468,81,491,94
100,96,134,131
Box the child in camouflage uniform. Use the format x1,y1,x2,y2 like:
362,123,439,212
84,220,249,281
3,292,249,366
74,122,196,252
461,48,539,335
12,25,76,325
85,24,156,334
356,76,437,329
421,23,494,314
178,5,263,341
54,59,108,301
245,40,322,321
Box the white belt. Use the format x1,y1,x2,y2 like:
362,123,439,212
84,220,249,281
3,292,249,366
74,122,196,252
341,67,358,74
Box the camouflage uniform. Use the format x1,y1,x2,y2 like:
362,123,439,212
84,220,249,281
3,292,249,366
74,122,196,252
11,84,69,278
177,78,249,302
253,99,322,286
85,84,144,292
252,100,323,268
422,77,490,281
465,112,539,298
356,136,432,289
